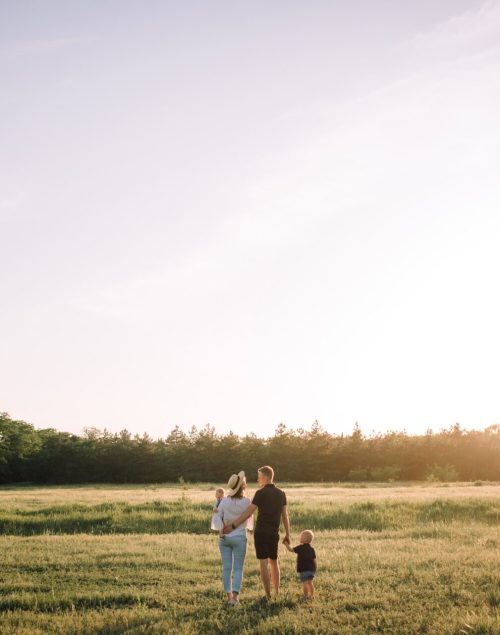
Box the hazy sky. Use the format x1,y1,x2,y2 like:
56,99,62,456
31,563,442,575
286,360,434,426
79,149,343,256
1,0,499,439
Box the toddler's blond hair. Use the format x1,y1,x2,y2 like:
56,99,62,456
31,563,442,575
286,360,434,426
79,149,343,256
301,530,314,543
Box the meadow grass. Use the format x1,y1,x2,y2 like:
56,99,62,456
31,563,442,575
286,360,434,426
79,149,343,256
0,484,499,634
2,482,500,508
1,495,499,535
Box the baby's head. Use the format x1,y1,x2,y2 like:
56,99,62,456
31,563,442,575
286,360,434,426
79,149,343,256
215,488,225,500
299,530,314,544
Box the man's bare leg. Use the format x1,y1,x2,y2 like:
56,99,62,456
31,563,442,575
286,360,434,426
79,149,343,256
269,558,280,595
259,559,271,599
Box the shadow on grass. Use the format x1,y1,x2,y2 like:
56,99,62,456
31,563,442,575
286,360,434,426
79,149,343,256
0,594,164,613
247,596,297,613
186,595,299,635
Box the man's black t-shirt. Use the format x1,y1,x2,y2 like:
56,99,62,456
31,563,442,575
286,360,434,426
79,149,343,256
293,543,317,572
251,483,287,535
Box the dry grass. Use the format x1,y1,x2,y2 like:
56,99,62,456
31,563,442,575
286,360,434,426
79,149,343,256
1,481,499,509
0,483,499,634
0,527,499,634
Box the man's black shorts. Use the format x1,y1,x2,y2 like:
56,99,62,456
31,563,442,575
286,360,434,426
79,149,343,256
254,531,279,560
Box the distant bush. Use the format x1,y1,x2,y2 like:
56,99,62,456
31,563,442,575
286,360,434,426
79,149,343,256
348,467,369,482
425,464,459,482
348,466,401,482
370,466,401,482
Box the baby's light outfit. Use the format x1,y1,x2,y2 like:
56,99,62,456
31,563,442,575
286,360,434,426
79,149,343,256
211,498,224,531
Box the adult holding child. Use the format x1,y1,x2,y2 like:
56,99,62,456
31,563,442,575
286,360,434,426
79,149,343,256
223,465,290,601
216,471,253,605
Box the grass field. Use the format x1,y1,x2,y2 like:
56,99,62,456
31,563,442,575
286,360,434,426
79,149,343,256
0,483,499,634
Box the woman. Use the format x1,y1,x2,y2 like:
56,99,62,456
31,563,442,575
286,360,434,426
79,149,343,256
216,470,253,605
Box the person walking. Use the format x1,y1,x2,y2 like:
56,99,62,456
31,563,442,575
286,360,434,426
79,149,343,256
216,471,253,605
223,465,290,600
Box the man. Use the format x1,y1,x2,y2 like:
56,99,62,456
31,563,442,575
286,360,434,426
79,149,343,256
223,465,291,600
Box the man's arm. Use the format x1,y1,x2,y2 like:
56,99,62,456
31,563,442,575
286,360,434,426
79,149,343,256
222,503,257,534
281,505,291,544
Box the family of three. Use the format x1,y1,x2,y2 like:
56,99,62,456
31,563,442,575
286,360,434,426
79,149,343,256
211,465,317,605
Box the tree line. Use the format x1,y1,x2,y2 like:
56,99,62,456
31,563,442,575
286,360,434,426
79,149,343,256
1,412,499,484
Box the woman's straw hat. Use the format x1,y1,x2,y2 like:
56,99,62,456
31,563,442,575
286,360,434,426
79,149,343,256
226,470,246,496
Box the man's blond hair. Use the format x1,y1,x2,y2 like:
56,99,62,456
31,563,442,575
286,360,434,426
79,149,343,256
258,465,274,482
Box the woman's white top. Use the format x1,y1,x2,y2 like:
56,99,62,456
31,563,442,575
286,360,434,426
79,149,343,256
216,496,253,537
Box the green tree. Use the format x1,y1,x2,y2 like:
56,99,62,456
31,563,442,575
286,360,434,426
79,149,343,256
0,413,41,482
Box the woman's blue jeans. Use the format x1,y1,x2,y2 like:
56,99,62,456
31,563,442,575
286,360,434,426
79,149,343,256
218,534,247,593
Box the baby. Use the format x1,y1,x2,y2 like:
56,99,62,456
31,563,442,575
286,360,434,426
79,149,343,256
283,529,317,599
210,487,225,531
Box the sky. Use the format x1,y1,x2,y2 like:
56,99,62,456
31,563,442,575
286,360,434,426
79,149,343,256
1,0,499,439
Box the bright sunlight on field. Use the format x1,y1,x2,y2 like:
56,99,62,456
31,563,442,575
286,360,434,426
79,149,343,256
1,483,499,634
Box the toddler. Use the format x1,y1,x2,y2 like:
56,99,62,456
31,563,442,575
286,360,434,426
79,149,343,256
210,487,225,531
283,529,316,599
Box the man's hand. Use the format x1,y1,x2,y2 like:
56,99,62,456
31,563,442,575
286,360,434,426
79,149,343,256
282,535,293,551
222,523,233,534
281,505,291,547
225,503,256,533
